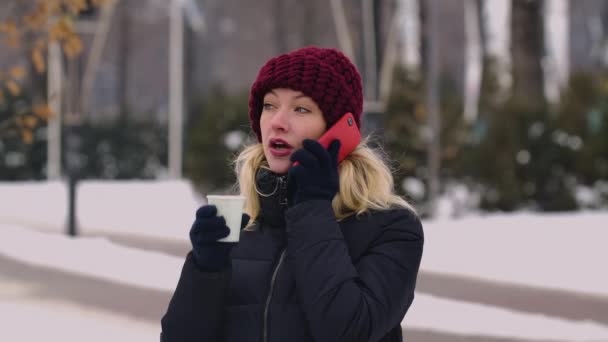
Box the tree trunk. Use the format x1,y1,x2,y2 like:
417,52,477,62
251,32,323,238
476,0,488,56
511,0,545,107
274,0,288,54
423,0,441,217
117,0,130,119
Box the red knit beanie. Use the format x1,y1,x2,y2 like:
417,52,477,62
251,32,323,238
249,46,363,142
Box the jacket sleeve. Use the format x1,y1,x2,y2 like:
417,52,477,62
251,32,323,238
285,200,424,342
160,252,230,342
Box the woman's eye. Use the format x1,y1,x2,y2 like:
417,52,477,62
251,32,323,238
263,103,274,110
295,106,310,113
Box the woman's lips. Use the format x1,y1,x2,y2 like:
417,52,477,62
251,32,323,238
269,146,293,157
268,138,293,157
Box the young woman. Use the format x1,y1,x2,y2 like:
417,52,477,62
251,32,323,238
161,46,424,342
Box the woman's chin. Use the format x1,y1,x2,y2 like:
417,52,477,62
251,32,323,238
268,160,291,175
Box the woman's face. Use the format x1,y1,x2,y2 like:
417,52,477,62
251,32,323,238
260,88,327,174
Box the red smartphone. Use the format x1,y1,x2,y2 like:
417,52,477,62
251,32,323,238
318,112,361,162
294,112,361,165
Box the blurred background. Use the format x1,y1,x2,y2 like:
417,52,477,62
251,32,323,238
1,0,607,341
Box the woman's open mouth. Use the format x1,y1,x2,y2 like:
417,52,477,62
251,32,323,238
269,138,294,157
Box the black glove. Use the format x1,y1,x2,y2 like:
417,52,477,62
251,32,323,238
288,139,340,206
189,205,250,272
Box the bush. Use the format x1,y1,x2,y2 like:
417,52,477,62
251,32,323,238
555,71,608,184
66,116,167,179
184,86,253,194
464,98,577,211
384,66,469,214
383,62,601,212
0,87,47,180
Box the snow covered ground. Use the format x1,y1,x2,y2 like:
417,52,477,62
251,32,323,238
421,211,608,298
1,296,159,342
2,180,608,341
404,294,608,341
0,180,203,240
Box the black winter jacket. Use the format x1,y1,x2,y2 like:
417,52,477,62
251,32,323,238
161,178,424,342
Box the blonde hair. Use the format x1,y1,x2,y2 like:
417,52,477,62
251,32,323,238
234,139,415,224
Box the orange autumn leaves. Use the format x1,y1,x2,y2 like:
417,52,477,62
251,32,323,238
0,0,108,143
0,64,43,144
0,66,27,97
0,104,51,144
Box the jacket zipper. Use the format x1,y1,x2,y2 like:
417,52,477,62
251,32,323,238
263,248,287,342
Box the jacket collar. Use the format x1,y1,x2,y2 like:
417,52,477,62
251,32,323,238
255,168,289,229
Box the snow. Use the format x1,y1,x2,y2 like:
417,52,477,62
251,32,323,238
0,181,67,231
77,180,204,240
421,212,608,298
2,180,608,341
0,180,203,240
405,294,608,341
2,299,157,342
0,224,182,292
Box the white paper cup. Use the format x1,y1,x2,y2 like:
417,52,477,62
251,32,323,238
206,195,246,242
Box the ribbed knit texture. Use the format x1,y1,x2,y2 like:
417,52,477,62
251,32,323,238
249,46,363,141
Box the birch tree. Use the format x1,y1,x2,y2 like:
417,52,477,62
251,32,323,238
0,0,108,143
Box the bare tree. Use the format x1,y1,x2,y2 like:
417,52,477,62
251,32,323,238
0,0,108,142
511,0,545,106
330,0,356,61
81,0,118,114
463,0,483,123
117,0,131,118
422,0,441,217
274,0,288,54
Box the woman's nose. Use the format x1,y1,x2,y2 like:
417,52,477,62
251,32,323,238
270,108,289,131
